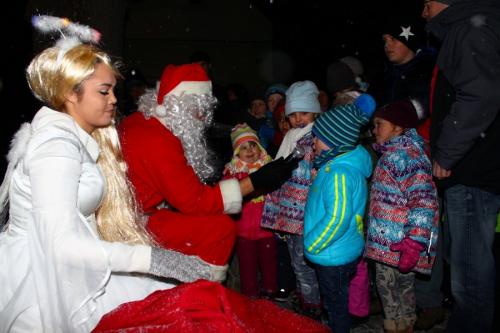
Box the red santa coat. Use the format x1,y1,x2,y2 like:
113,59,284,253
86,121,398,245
119,112,237,265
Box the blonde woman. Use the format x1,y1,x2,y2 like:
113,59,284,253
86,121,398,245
0,23,225,331
0,17,329,333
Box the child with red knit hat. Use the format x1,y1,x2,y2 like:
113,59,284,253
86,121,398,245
365,99,439,333
223,124,277,299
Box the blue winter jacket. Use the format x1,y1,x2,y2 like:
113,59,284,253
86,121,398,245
304,145,372,266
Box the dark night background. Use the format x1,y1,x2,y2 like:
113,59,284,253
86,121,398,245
1,2,500,328
0,0,426,176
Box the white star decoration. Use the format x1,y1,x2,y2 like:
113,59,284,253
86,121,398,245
399,26,415,41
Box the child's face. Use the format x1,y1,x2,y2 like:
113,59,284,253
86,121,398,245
277,113,290,134
267,93,283,112
238,141,261,163
313,136,330,156
250,99,266,118
288,112,316,129
372,117,404,144
383,34,414,65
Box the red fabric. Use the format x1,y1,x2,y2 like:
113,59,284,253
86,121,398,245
237,201,274,240
417,65,439,143
120,113,225,216
147,209,236,265
273,131,284,148
272,100,286,147
93,280,329,333
374,100,420,129
390,237,426,273
157,64,209,104
237,237,278,298
222,172,272,240
119,112,236,264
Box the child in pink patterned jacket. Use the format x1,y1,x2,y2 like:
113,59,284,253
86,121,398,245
365,99,439,333
223,123,277,298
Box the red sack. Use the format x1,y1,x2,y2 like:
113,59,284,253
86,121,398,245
93,280,329,333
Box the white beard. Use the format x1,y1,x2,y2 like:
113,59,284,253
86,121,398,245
137,89,218,183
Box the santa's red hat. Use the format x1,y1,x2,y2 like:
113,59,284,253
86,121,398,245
157,63,212,104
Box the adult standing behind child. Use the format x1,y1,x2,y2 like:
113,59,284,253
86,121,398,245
365,99,439,333
304,95,376,333
223,124,277,299
261,80,323,319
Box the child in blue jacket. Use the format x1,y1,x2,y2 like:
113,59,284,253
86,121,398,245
304,95,375,333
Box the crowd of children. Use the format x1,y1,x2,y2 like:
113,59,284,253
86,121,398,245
221,76,439,333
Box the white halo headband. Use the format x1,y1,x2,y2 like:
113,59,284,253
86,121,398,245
31,15,102,62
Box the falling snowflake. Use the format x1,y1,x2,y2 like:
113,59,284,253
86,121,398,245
470,14,486,27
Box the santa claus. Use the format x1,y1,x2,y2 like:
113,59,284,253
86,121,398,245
119,63,295,268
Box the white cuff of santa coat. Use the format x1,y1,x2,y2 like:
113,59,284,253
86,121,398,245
218,178,242,214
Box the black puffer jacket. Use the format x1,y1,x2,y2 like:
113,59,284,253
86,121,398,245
427,0,500,193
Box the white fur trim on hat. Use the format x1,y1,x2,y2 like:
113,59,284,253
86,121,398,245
168,81,212,96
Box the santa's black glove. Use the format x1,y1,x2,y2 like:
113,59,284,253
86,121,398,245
249,157,299,193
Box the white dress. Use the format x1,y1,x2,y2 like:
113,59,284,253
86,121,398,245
0,107,174,332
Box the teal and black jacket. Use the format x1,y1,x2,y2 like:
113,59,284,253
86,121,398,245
304,145,372,266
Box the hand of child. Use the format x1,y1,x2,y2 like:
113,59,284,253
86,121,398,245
389,237,425,273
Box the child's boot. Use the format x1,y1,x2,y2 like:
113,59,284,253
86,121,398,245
398,318,415,333
383,319,400,333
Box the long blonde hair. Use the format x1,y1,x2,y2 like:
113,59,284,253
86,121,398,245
26,44,153,245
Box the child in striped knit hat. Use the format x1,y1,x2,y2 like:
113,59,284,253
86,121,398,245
303,94,376,333
223,123,277,299
364,99,439,333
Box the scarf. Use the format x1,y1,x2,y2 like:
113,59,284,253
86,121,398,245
313,144,355,169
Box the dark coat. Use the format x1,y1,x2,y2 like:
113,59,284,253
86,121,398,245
382,48,436,110
427,1,500,193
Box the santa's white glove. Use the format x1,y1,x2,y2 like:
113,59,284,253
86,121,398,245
149,247,228,283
